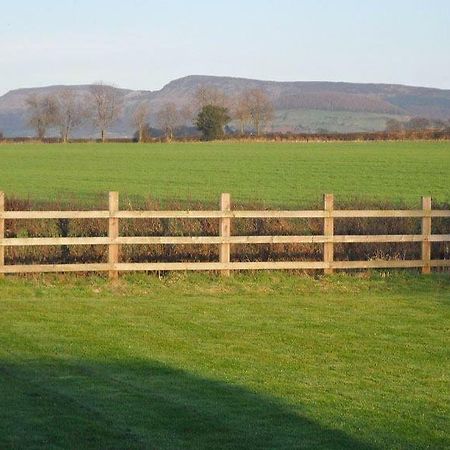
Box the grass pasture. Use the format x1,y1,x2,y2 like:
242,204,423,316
0,140,449,449
0,140,449,206
273,108,406,133
0,273,449,449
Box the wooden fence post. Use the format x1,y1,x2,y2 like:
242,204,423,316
421,196,432,274
323,194,334,275
108,191,119,281
0,192,4,278
219,193,231,276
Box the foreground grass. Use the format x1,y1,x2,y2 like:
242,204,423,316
0,141,449,206
0,272,449,449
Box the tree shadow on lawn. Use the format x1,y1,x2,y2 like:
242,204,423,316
0,358,375,450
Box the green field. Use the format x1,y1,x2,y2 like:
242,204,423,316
1,141,449,449
0,273,449,449
273,109,406,133
0,140,449,206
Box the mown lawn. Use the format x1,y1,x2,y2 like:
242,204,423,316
0,273,449,449
0,140,449,206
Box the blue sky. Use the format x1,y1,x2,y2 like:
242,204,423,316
1,0,449,95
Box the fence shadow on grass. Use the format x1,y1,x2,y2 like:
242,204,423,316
0,358,375,450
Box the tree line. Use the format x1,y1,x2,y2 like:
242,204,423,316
24,83,274,142
385,117,450,133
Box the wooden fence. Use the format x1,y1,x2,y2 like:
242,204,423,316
0,192,449,279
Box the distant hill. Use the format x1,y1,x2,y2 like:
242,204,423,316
1,75,450,137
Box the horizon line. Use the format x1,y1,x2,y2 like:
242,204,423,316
2,74,450,97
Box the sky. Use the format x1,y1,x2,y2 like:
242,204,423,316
1,0,450,95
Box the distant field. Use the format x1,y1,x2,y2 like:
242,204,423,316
0,140,449,206
272,109,406,133
0,273,449,449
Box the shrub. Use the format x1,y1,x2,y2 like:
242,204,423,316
196,105,230,140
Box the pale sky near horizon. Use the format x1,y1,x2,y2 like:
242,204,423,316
1,0,449,96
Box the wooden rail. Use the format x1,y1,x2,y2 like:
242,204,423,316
0,192,449,277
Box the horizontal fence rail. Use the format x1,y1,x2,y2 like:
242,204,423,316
0,192,449,278
2,210,450,219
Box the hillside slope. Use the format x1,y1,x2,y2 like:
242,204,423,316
1,75,450,137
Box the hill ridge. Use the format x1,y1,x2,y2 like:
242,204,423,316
1,75,450,137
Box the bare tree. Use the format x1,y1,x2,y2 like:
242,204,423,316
405,117,431,131
242,89,273,136
194,86,227,110
53,89,86,143
156,103,182,140
131,102,150,143
88,83,122,142
179,104,194,127
232,95,251,135
25,94,58,140
385,118,404,133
